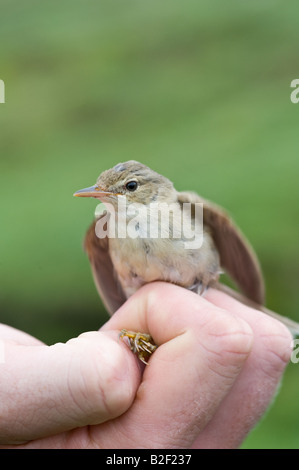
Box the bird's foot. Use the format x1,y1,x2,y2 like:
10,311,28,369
189,280,209,296
197,282,207,296
194,281,208,296
119,329,157,364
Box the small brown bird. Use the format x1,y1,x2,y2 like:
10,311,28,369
74,161,299,361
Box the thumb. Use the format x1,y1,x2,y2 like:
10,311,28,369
0,331,140,445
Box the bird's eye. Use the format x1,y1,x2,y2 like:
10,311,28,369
125,181,138,191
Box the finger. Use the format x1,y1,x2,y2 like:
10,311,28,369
0,331,140,445
0,324,44,346
97,282,253,448
191,288,292,448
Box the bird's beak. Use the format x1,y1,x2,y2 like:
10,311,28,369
73,185,113,198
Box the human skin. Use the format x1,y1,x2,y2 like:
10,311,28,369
0,283,292,448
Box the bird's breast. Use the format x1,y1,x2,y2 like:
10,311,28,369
108,229,220,299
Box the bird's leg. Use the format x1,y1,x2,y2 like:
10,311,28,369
196,281,208,296
119,329,158,364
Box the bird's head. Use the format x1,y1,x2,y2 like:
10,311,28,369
74,160,176,207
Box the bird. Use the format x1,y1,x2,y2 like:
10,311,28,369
74,160,299,362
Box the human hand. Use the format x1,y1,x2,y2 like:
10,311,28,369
0,282,292,448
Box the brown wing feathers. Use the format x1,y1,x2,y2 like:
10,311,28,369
84,216,126,315
178,191,265,305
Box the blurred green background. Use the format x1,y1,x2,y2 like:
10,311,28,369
0,0,298,448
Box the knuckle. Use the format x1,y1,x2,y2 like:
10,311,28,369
204,310,254,359
197,310,254,385
257,317,293,375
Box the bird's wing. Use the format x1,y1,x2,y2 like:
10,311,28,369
84,215,126,315
178,191,265,305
